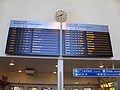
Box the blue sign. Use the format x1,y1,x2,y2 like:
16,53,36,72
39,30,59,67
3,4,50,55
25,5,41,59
73,68,120,77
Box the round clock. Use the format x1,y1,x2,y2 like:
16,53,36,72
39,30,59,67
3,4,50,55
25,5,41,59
55,10,67,22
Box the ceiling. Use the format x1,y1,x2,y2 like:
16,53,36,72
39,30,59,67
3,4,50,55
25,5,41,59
0,57,120,73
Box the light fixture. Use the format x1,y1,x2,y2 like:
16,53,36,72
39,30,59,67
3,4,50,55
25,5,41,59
55,64,58,68
75,81,79,84
18,69,22,73
18,70,22,73
53,71,57,74
99,65,104,68
9,57,15,66
100,85,104,88
32,88,37,90
9,61,15,66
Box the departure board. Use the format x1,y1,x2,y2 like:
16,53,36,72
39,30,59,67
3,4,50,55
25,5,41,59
5,20,60,56
62,23,113,57
6,20,113,57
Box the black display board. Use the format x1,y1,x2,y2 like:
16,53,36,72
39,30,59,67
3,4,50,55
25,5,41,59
5,20,113,57
62,30,112,57
5,21,60,56
62,23,113,57
5,28,60,56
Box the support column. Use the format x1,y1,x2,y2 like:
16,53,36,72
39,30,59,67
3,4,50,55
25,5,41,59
58,22,63,90
58,57,63,90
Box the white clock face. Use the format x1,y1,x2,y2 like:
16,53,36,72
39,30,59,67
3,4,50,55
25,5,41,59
55,10,67,22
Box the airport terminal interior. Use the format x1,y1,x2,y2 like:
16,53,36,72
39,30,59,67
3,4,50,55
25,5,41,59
0,57,120,90
0,0,120,90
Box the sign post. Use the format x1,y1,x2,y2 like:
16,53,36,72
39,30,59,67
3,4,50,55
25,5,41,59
55,10,67,90
58,57,63,90
58,22,63,90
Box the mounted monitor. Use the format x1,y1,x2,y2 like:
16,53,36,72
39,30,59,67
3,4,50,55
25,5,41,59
62,23,113,57
5,20,60,56
5,20,113,57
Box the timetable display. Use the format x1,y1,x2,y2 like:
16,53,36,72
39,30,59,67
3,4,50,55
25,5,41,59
63,23,113,57
5,20,60,56
5,20,113,57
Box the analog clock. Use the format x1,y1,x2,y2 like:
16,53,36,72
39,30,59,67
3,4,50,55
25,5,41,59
55,10,67,22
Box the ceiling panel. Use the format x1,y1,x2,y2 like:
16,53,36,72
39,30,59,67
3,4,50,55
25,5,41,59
0,57,120,73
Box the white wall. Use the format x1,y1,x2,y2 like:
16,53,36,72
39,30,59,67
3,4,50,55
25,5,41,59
0,0,120,60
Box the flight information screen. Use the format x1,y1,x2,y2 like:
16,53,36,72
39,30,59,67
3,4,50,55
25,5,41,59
62,23,113,57
5,20,60,56
5,20,113,57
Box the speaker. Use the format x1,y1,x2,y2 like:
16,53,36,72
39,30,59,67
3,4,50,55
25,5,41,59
25,68,35,75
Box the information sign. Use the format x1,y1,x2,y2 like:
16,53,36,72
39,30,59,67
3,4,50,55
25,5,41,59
73,68,120,77
63,23,113,57
5,20,113,57
5,20,60,56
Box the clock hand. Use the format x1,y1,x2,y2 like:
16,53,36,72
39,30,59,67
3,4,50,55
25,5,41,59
59,14,63,16
56,14,64,17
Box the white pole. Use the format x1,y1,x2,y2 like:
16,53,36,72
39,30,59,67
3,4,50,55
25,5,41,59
58,22,63,90
60,22,63,57
58,57,63,90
